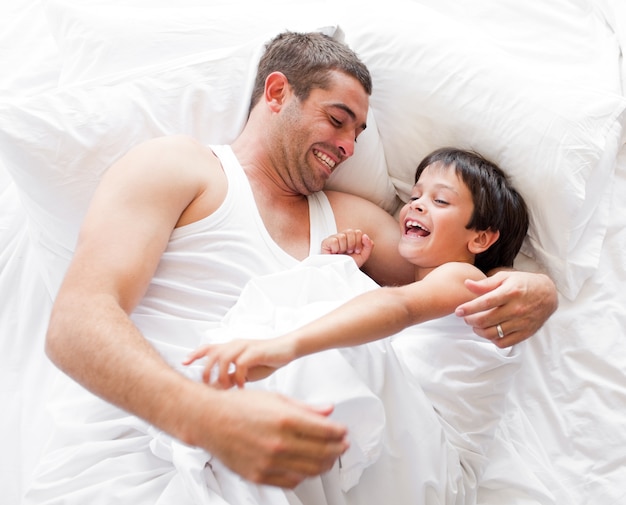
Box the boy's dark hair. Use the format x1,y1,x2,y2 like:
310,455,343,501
249,31,372,113
414,148,529,274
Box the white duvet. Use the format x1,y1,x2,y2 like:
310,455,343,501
26,256,554,504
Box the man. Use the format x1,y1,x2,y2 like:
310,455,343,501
36,31,556,501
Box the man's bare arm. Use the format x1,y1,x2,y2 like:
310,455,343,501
325,191,415,286
455,270,558,346
46,136,347,487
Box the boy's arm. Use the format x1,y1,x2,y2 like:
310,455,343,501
325,191,557,341
187,262,482,388
290,262,482,355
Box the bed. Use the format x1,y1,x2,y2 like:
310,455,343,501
1,0,625,503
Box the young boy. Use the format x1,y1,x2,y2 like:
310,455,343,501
184,147,529,385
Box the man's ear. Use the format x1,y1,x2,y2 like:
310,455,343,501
468,229,500,254
264,71,289,112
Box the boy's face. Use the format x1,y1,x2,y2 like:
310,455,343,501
398,163,479,271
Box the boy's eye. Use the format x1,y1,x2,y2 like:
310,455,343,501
435,199,449,205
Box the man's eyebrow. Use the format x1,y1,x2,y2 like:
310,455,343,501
330,103,367,131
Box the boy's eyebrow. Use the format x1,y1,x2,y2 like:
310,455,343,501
330,103,367,131
414,181,460,194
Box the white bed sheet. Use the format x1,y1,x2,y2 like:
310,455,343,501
1,0,625,504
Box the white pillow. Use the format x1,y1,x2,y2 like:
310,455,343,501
0,44,255,294
337,0,626,300
0,32,397,296
0,0,61,98
42,0,400,206
45,0,339,87
4,0,625,300
412,0,623,96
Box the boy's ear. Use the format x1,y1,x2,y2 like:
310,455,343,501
468,229,500,254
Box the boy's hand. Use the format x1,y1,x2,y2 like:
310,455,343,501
321,229,374,268
183,338,293,389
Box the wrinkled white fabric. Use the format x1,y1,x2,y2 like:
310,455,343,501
26,254,546,505
24,145,339,505
179,255,543,505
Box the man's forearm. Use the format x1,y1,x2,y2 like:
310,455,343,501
45,292,209,441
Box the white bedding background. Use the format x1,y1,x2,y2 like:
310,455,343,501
1,0,625,504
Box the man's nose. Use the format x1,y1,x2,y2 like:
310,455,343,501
337,133,355,159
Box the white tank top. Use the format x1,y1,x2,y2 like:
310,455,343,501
133,144,337,323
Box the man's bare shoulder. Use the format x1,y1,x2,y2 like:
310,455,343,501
106,135,224,196
323,189,394,229
323,189,389,215
95,135,227,228
121,135,221,174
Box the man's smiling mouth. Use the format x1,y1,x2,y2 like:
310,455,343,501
313,149,337,170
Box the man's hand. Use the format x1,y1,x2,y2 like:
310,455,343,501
454,270,558,347
321,229,374,268
190,387,349,488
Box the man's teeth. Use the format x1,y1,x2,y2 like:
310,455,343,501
314,150,336,169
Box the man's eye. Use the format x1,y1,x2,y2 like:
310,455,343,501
330,116,342,126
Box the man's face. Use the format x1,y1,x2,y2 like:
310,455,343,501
276,70,369,195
